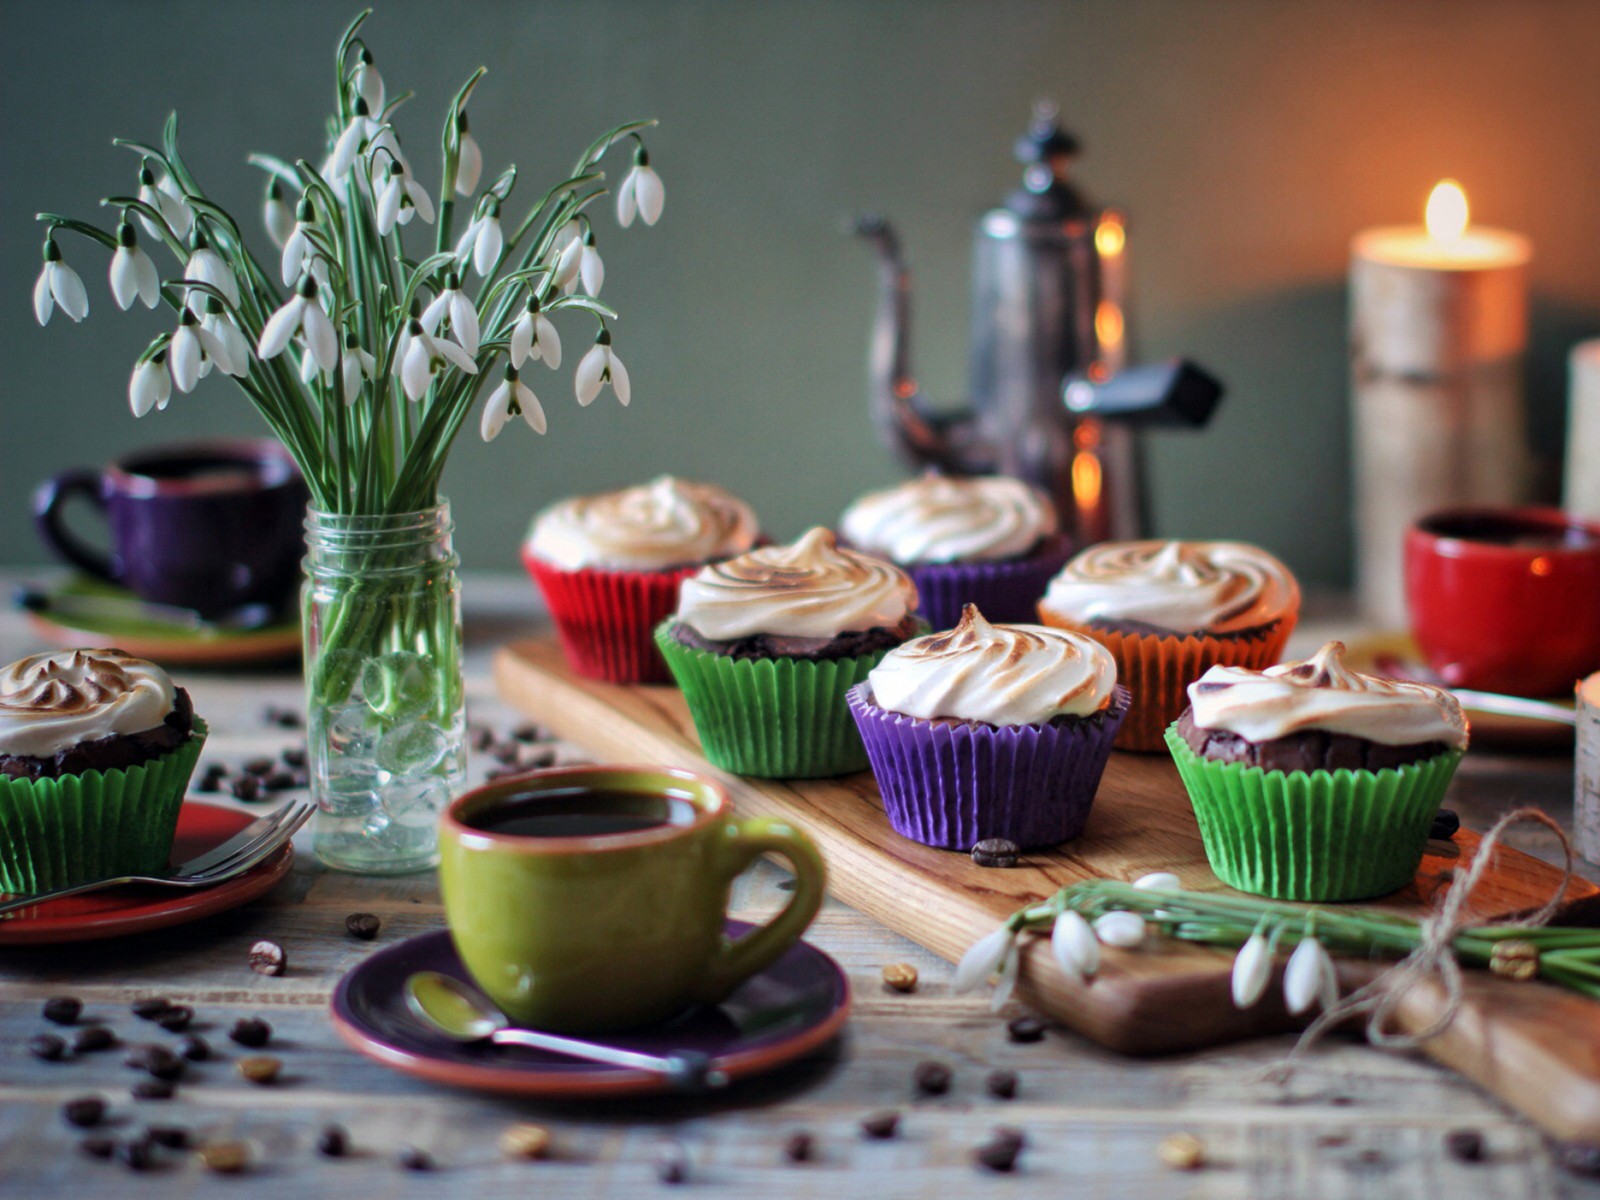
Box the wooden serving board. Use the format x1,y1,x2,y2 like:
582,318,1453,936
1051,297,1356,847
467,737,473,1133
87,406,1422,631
496,637,1600,1142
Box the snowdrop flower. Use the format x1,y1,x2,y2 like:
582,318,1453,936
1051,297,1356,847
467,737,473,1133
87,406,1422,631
1133,872,1181,893
575,329,629,406
339,331,375,404
454,110,482,196
328,99,379,181
1282,936,1339,1016
1230,933,1273,1010
989,939,1022,1012
128,350,171,418
375,160,434,236
560,227,604,296
263,178,295,250
454,201,503,278
1093,911,1147,949
615,145,664,228
1051,910,1099,982
202,299,250,378
352,47,385,114
108,221,161,311
480,363,546,441
299,340,328,384
399,318,478,401
257,276,338,376
280,198,323,286
33,236,88,326
509,295,560,369
421,272,480,355
169,308,233,393
137,159,192,240
183,229,240,316
953,924,1016,995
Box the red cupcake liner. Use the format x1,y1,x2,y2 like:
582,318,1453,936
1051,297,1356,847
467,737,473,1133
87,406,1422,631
523,551,698,684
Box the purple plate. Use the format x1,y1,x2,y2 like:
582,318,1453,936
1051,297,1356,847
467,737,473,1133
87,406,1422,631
330,921,851,1097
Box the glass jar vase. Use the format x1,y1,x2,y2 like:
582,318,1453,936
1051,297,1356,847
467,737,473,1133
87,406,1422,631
302,503,465,874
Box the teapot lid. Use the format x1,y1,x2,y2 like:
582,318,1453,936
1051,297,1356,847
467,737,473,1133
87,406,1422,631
1005,101,1091,221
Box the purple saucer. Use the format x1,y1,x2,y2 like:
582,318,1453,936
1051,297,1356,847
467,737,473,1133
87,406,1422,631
330,921,851,1098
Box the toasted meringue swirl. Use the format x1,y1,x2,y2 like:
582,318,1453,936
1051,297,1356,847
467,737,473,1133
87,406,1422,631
868,605,1116,726
1041,540,1298,633
0,650,178,759
840,472,1058,563
527,475,760,571
1187,641,1468,748
676,527,918,640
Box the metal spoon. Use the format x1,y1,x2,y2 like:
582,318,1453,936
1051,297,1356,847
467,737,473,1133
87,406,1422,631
403,971,729,1091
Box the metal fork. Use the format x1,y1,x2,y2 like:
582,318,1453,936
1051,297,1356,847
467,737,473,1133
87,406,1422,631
0,801,313,917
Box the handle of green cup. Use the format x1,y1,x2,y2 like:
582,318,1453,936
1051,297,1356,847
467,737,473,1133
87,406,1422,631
698,816,826,1004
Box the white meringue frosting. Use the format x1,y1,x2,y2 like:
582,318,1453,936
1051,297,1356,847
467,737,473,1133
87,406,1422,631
527,475,759,571
1187,641,1468,749
868,605,1118,726
1042,540,1299,634
840,472,1058,563
0,649,178,759
675,527,918,640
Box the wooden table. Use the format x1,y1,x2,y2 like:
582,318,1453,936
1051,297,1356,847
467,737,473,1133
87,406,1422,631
2,574,1597,1199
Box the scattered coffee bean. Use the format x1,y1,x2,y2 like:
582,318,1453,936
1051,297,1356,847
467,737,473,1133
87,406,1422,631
1556,1141,1600,1176
399,1146,434,1171
1445,1129,1486,1162
317,1124,349,1157
262,771,297,792
1357,1148,1387,1166
913,1060,952,1095
1430,809,1461,840
860,1110,901,1140
229,776,261,802
345,912,381,941
467,725,494,752
197,764,229,793
126,1045,184,1080
200,1141,251,1174
80,1136,116,1159
1316,1133,1351,1148
236,1055,281,1084
1328,1095,1356,1106
131,1080,175,1101
985,1069,1019,1100
72,1026,115,1053
131,998,172,1020
42,996,82,1025
521,746,557,769
230,1018,272,1048
281,745,307,768
63,1096,106,1128
242,757,276,777
974,1127,1026,1172
1007,1014,1047,1043
264,704,304,729
783,1130,815,1163
176,1035,211,1062
28,1033,67,1061
146,1126,191,1150
511,723,545,743
654,1140,689,1184
491,742,522,765
117,1138,155,1170
156,1005,194,1032
881,962,918,993
971,838,1020,868
1158,1131,1207,1170
249,940,287,976
499,1122,553,1161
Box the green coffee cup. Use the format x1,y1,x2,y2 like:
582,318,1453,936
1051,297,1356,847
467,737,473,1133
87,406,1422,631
438,764,826,1033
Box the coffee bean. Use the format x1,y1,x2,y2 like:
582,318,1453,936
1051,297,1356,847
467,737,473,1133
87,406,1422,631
63,1096,106,1128
913,1060,951,1095
468,724,495,752
399,1146,434,1171
200,1142,251,1174
131,998,172,1020
860,1110,901,1139
1556,1141,1600,1176
131,1080,174,1101
230,1017,271,1048
155,1005,193,1031
229,776,261,802
236,1055,281,1084
1430,809,1461,840
783,1130,815,1163
125,1045,184,1080
974,1127,1026,1172
511,723,545,743
197,764,229,792
263,704,303,729
42,996,82,1025
654,1140,689,1184
1445,1129,1486,1162
971,838,1020,868
117,1138,155,1170
345,912,381,941
147,1126,190,1150
1007,1014,1047,1043
521,747,557,769
280,745,307,768
881,963,918,993
985,1069,1019,1100
1158,1131,1206,1170
80,1136,116,1159
262,771,297,792
243,757,276,777
499,1122,553,1161
491,742,522,765
72,1026,115,1053
249,940,287,975
176,1035,210,1062
316,1124,349,1157
28,1033,67,1061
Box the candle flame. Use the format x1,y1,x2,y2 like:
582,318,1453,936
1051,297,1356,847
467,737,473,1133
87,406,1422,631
1425,180,1469,240
1094,213,1126,257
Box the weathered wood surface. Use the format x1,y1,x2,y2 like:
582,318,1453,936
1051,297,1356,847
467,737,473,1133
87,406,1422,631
2,576,1597,1198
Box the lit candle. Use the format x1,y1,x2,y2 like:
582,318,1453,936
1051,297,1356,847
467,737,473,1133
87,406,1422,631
1349,181,1533,625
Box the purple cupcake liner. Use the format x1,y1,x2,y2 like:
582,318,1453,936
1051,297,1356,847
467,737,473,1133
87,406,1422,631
904,535,1073,631
846,682,1129,850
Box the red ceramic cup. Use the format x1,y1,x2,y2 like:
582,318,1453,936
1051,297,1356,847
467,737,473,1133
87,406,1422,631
1404,507,1600,697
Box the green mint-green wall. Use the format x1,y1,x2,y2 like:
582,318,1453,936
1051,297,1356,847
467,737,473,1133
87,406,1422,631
5,1,1597,583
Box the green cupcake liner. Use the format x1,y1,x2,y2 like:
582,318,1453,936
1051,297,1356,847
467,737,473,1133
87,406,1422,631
655,624,888,778
1165,724,1462,902
0,718,208,894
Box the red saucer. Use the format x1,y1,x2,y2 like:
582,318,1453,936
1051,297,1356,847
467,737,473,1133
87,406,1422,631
0,800,295,946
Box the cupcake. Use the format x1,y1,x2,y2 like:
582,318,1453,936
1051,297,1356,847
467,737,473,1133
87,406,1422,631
655,527,920,778
1038,540,1300,751
0,650,208,893
524,475,760,684
848,605,1129,849
1167,641,1468,901
840,472,1069,629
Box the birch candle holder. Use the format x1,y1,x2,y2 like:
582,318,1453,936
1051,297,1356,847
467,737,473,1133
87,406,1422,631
1566,339,1600,522
1578,671,1600,865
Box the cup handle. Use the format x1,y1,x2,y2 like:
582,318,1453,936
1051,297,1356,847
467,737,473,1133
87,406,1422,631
697,816,827,1004
32,470,116,583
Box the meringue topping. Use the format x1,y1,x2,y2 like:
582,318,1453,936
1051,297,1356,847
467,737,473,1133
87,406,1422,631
527,475,759,571
840,472,1058,563
1187,641,1468,748
1041,540,1298,634
675,527,919,640
0,650,178,759
868,605,1117,726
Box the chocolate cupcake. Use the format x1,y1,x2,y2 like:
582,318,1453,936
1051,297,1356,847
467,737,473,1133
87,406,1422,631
655,527,921,777
1037,540,1300,751
523,476,760,684
0,650,207,892
849,605,1128,849
1168,641,1468,901
840,473,1069,630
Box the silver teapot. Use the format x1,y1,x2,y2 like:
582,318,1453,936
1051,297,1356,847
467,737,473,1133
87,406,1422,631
854,103,1222,545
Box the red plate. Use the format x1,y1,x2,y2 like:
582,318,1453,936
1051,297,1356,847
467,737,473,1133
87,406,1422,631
0,800,295,946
